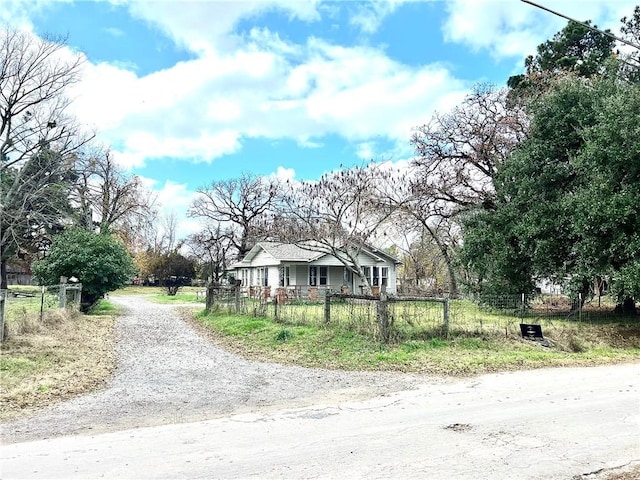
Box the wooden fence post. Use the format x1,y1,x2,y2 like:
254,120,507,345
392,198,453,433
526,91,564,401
235,286,241,313
205,282,214,313
324,293,331,324
443,297,450,338
0,289,6,342
59,276,67,308
378,289,390,342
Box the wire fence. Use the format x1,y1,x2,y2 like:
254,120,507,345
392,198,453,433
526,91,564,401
1,284,83,341
205,285,629,343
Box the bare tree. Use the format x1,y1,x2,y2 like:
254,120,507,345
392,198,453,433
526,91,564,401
188,173,281,260
1,27,88,169
74,147,157,236
186,223,234,283
410,85,528,218
391,213,461,295
0,27,91,289
275,163,403,289
404,86,528,295
1,147,75,288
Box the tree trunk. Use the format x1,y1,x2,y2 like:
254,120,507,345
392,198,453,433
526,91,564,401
422,224,458,296
0,259,7,290
615,297,637,315
434,237,458,296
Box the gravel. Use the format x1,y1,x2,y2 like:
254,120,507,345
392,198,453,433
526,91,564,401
2,295,435,444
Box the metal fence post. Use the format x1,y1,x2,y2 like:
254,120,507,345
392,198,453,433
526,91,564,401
40,286,45,322
578,292,582,322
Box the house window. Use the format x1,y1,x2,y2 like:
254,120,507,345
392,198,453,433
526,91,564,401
279,266,290,287
241,269,248,287
309,266,317,286
361,266,371,284
319,266,328,286
343,268,352,284
256,267,268,286
372,266,379,286
381,267,389,286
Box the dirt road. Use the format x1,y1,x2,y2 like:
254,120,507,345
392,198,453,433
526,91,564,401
1,296,638,479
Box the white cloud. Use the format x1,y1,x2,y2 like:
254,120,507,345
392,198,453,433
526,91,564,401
155,180,194,210
273,166,296,182
356,142,375,160
152,179,200,237
348,0,405,34
442,0,638,61
103,26,125,37
123,0,322,55
63,22,467,170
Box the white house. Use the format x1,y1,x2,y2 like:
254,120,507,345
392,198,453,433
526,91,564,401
230,241,401,299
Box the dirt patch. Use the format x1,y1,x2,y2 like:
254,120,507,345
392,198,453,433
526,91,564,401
444,422,473,432
574,463,640,480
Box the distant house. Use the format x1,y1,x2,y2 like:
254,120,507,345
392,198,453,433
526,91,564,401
229,241,400,299
6,260,34,286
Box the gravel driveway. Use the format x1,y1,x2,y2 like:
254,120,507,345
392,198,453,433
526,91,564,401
3,295,432,444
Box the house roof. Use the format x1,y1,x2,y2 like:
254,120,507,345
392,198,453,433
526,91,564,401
236,241,323,264
259,242,324,262
233,241,401,267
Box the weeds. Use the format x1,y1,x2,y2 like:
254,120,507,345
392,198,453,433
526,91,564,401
276,329,292,342
1,299,117,420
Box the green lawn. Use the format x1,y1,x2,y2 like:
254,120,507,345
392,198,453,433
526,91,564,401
112,285,206,304
194,306,640,376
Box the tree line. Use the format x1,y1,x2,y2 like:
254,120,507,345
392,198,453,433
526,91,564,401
2,9,639,313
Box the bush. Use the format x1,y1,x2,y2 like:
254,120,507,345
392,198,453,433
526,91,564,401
33,228,136,311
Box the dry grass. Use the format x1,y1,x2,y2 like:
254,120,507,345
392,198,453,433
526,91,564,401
0,306,117,421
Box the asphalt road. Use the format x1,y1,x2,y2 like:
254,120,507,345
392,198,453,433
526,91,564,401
2,363,638,480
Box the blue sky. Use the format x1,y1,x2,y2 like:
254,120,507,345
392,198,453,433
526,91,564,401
3,0,635,234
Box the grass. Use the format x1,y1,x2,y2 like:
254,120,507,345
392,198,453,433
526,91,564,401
192,307,640,376
112,285,205,304
2,285,638,420
1,297,118,420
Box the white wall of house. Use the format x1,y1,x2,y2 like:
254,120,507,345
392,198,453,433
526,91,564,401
250,250,278,267
234,246,399,295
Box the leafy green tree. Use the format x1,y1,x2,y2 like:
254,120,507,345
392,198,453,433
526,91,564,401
619,6,640,83
32,228,136,311
571,78,640,311
462,77,639,312
507,20,616,104
147,251,196,295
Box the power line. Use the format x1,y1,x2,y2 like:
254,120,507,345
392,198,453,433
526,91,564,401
521,0,640,51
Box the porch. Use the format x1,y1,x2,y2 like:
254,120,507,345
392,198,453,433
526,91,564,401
245,283,382,302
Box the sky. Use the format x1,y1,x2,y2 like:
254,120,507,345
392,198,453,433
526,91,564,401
3,0,636,236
